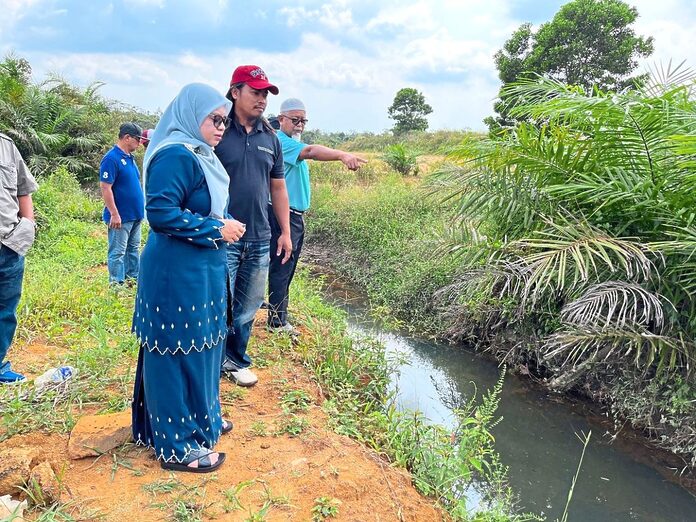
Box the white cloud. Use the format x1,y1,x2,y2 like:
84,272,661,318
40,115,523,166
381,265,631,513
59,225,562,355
630,0,696,75
5,0,696,132
280,1,354,30
0,0,45,33
365,2,436,34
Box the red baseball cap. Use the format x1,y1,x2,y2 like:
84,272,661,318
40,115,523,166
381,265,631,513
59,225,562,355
230,65,279,95
140,128,154,144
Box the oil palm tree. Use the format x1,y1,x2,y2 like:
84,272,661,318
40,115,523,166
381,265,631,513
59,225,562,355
430,68,696,384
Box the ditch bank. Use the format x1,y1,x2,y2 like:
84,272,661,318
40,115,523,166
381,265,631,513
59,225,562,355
303,240,696,503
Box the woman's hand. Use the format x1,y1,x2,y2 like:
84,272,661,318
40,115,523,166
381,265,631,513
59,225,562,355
220,219,246,243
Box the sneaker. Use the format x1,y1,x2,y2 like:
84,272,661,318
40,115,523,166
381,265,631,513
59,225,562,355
268,322,299,336
221,359,258,387
0,362,26,385
227,367,258,387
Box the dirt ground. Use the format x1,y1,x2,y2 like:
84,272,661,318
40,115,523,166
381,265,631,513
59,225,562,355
3,322,445,521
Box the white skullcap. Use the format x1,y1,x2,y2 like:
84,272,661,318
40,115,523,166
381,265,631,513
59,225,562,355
280,98,306,113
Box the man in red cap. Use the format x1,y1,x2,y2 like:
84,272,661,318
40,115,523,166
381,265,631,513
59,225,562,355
214,65,291,387
140,129,154,149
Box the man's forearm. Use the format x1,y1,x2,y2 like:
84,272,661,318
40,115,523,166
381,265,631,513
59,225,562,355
300,144,345,162
17,194,34,221
270,182,291,233
100,183,119,217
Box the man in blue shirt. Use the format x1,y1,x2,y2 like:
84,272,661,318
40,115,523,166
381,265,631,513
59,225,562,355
215,65,292,387
268,98,366,333
99,122,145,286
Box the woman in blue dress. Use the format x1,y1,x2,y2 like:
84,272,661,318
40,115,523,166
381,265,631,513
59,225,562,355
131,83,246,473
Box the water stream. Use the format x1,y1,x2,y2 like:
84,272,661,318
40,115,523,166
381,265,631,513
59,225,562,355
323,289,696,521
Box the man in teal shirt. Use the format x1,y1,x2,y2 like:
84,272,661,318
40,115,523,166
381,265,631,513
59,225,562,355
267,98,367,332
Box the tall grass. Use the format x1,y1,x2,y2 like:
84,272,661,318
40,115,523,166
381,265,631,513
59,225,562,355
309,170,457,331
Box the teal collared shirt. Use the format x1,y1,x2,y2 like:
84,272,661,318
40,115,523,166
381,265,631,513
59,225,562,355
278,131,310,212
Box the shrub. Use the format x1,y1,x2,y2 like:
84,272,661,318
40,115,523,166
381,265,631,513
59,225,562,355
382,143,419,176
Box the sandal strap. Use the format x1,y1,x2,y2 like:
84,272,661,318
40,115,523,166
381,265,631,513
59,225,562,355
185,448,216,467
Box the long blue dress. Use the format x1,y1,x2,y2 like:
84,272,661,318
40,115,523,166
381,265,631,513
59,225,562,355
131,145,227,464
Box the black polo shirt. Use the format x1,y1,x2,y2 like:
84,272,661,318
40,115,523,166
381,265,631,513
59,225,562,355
215,117,284,241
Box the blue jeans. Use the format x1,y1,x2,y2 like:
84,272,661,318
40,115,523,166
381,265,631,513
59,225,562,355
107,220,142,284
224,240,270,369
0,246,25,365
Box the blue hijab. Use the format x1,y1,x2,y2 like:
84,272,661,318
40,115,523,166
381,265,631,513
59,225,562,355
144,83,232,218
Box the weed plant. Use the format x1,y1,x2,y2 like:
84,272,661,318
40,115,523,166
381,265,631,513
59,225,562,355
309,173,457,332
1,168,137,441
311,496,340,520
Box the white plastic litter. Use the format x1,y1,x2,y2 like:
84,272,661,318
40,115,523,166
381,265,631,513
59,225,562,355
34,366,77,389
0,494,28,520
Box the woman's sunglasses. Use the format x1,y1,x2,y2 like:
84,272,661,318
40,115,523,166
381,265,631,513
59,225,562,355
209,114,232,129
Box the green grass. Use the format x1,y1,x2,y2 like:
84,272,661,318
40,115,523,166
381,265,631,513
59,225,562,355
1,168,137,440
308,171,458,332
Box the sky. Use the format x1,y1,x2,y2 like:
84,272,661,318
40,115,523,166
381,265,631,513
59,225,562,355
1,0,695,133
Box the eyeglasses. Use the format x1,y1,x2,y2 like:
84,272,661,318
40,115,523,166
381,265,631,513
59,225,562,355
209,114,231,129
282,116,308,126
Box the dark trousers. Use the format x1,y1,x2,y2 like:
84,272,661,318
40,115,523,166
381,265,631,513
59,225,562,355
267,206,304,327
0,246,25,365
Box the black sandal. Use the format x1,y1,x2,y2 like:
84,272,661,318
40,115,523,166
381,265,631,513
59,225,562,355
222,419,233,434
160,449,226,474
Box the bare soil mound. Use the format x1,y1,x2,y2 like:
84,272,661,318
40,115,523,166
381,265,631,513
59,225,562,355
2,324,444,521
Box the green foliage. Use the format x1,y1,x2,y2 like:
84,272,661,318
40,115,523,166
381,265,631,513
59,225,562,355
382,143,419,176
275,414,309,437
488,0,654,131
434,75,696,378
424,72,696,465
310,174,458,332
343,130,478,154
311,497,340,521
280,389,311,412
388,87,433,134
1,168,137,441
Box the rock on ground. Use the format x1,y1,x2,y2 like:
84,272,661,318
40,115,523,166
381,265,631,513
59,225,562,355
67,411,131,459
0,447,40,495
28,461,65,504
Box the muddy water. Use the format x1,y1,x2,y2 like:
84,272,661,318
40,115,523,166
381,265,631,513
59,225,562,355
323,292,696,521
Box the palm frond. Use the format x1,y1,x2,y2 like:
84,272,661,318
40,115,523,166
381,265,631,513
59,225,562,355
509,219,655,302
560,281,668,331
642,60,695,98
543,325,692,376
